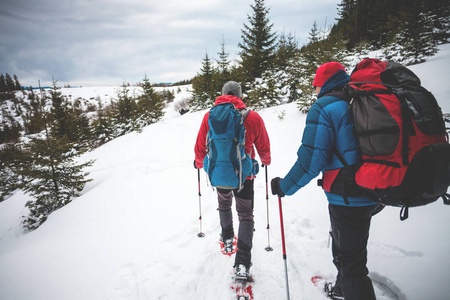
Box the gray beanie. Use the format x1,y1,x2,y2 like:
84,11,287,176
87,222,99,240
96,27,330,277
222,81,242,98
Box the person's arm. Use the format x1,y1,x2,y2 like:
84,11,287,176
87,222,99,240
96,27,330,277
251,112,271,166
280,102,334,196
194,112,209,169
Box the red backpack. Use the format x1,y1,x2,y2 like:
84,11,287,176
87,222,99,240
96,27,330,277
326,58,450,220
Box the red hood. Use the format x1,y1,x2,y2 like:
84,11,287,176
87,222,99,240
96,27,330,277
214,95,247,109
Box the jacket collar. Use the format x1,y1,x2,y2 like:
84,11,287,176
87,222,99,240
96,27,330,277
318,69,350,98
214,95,247,109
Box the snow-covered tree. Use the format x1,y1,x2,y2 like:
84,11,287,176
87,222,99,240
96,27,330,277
136,75,165,129
21,98,93,231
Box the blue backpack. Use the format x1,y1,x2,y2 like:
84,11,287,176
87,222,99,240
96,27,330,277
203,103,254,190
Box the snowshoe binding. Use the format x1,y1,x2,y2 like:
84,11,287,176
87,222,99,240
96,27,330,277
219,234,237,256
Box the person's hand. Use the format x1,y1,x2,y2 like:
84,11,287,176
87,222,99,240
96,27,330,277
271,177,285,197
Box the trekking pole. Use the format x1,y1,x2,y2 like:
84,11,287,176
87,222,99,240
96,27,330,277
264,165,273,251
278,196,291,300
197,169,205,238
327,226,332,248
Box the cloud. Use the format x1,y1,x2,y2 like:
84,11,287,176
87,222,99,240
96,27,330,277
0,0,339,86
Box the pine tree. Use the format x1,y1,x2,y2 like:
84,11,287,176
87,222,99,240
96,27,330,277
0,103,22,144
70,98,92,144
216,37,232,87
308,21,321,45
23,88,46,134
429,0,450,44
191,52,217,111
136,75,165,127
0,74,6,94
239,0,277,82
113,83,139,134
296,22,350,113
91,97,115,146
4,73,16,92
246,69,283,109
389,1,438,65
22,134,93,230
13,75,21,90
21,93,93,231
274,31,299,70
273,31,301,103
0,143,29,202
49,79,70,139
158,89,175,103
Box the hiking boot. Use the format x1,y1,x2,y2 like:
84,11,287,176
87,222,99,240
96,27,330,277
234,264,250,281
324,282,344,300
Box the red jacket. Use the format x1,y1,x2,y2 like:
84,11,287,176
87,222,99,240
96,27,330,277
194,95,271,171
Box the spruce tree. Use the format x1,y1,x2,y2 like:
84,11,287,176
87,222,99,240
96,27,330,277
91,97,115,146
399,2,437,64
384,1,438,65
429,0,450,44
297,22,350,113
239,0,277,82
21,93,93,231
113,83,138,134
0,74,6,94
13,75,21,90
70,98,92,144
22,134,93,231
191,52,217,111
0,142,29,202
216,37,232,87
136,75,165,127
274,31,299,70
49,79,70,139
24,88,46,134
4,74,16,92
273,31,301,104
245,69,283,109
0,104,22,144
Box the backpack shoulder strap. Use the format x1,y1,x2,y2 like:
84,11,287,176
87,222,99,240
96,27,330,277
324,91,349,101
239,107,251,124
333,148,349,167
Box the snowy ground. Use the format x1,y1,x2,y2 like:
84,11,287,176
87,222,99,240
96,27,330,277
1,44,450,300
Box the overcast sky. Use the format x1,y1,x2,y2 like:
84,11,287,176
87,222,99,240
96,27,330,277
0,0,340,87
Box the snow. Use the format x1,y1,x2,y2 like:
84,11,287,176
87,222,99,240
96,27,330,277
1,44,450,300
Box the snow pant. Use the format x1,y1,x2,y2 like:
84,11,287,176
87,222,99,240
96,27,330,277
217,179,254,268
328,203,382,300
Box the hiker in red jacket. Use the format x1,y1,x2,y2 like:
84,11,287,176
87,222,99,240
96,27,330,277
194,81,271,280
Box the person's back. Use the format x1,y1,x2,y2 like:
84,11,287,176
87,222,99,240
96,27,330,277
194,81,270,281
271,63,379,300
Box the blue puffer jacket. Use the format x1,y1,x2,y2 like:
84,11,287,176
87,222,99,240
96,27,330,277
280,69,377,206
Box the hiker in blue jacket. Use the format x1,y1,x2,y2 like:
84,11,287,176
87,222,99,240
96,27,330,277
271,62,382,300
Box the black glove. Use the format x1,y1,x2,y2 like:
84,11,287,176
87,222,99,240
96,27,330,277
271,177,285,197
193,160,198,169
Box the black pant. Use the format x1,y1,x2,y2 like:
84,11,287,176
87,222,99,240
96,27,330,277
218,180,254,267
329,203,382,300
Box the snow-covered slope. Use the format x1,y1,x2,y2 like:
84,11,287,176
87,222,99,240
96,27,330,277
1,44,449,300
